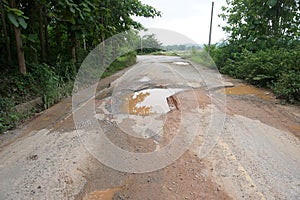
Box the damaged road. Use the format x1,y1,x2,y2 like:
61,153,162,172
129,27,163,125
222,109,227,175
0,55,299,200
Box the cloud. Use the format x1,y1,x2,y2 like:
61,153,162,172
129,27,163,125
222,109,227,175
134,0,228,44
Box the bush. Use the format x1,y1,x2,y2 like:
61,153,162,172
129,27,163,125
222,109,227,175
0,60,77,133
0,69,39,104
0,98,20,133
30,61,78,109
221,49,283,86
211,47,300,103
274,71,300,103
28,63,61,109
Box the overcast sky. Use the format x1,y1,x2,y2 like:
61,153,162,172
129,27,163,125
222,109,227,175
134,0,228,45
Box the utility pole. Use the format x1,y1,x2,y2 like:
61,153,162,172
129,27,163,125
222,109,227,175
208,1,214,54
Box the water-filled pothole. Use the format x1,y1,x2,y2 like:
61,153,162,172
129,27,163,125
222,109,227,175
83,188,121,200
223,85,273,100
120,88,183,116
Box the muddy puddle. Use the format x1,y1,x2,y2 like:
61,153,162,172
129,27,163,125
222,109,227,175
223,85,273,100
83,188,121,200
120,88,183,116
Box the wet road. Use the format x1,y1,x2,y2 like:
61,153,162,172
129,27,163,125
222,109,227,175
0,55,299,199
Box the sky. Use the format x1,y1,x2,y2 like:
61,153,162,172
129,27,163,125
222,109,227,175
134,0,228,45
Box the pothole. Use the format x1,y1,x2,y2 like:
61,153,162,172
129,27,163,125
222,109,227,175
83,188,121,200
120,88,184,116
222,85,273,100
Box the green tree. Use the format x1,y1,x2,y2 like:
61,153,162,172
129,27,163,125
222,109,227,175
220,0,300,50
0,0,161,72
140,34,162,53
6,0,28,74
212,0,300,103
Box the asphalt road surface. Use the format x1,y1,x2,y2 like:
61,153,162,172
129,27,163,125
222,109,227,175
0,55,299,200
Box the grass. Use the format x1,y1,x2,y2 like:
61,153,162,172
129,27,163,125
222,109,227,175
0,52,137,134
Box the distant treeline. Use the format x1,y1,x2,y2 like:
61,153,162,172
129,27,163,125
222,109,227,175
164,44,203,51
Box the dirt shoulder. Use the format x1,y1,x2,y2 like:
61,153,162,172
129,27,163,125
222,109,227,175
221,75,300,140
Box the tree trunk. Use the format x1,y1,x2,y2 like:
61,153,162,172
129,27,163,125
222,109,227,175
83,35,87,51
56,24,61,49
101,11,105,66
101,35,105,66
27,0,38,63
112,39,117,60
8,17,13,59
0,0,12,65
44,6,49,60
9,0,26,74
13,25,26,74
70,30,77,63
38,4,45,61
0,0,11,65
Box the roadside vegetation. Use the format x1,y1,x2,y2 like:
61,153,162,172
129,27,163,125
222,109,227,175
210,0,300,104
101,51,137,78
150,51,178,56
0,0,161,133
180,47,215,68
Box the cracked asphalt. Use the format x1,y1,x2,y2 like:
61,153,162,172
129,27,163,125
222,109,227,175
0,55,299,200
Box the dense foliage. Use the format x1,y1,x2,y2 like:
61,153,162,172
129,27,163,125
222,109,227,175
0,0,161,72
0,0,161,132
212,0,300,103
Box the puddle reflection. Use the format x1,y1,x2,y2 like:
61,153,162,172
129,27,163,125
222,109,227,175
121,88,183,116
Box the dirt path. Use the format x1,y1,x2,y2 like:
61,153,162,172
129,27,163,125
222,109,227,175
0,55,299,200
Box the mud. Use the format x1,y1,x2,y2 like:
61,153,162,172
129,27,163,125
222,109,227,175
83,188,121,200
223,85,274,100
